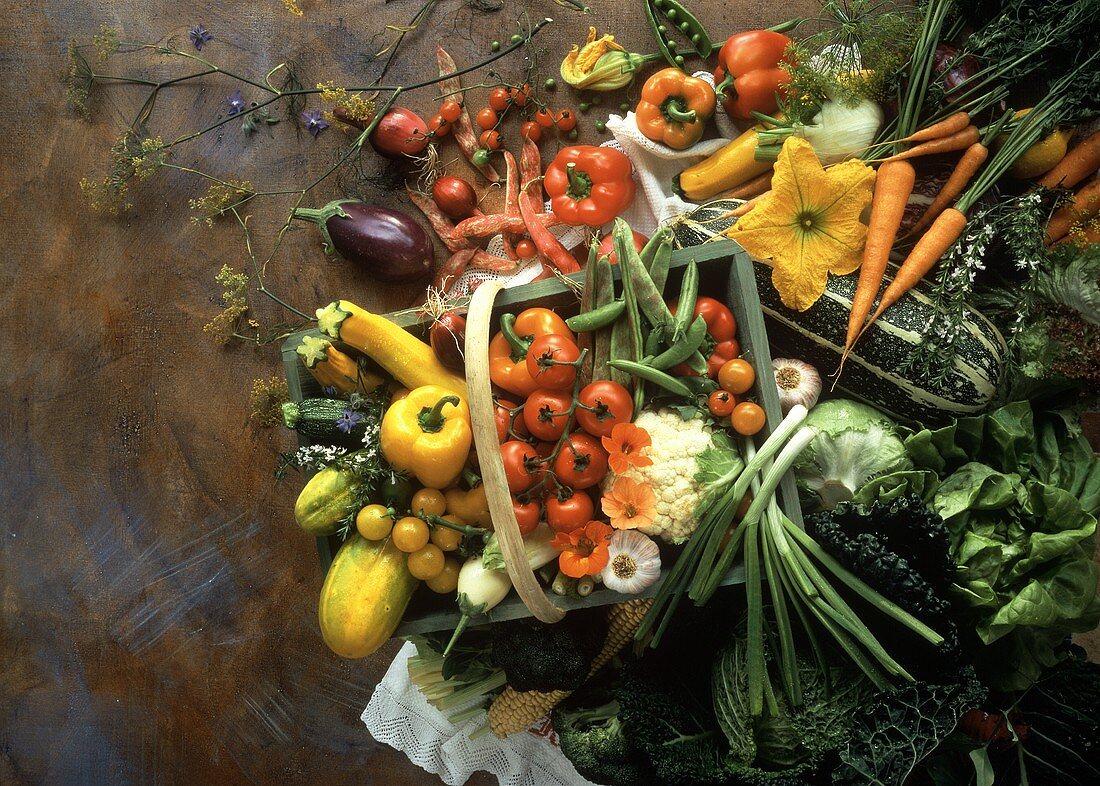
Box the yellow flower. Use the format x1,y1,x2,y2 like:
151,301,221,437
727,137,875,311
560,27,657,91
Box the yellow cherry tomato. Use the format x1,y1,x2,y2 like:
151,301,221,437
430,521,463,552
407,543,446,580
718,358,755,395
426,558,461,593
411,488,447,518
392,516,430,553
356,504,394,541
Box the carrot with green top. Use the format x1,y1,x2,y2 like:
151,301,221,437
1045,179,1100,245
905,143,989,238
882,125,980,162
897,111,971,144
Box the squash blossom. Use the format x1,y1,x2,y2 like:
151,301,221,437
560,27,659,91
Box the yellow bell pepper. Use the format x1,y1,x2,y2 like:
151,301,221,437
445,485,491,528
381,385,472,489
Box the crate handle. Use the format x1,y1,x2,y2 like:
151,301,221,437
465,280,566,624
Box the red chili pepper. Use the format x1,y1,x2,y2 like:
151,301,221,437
712,30,793,120
543,145,635,227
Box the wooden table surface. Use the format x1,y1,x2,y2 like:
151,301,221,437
0,1,829,783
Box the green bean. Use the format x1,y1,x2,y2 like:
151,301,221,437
609,360,693,398
673,260,699,338
649,236,673,296
615,222,648,411
566,299,626,332
593,256,616,381
650,314,707,370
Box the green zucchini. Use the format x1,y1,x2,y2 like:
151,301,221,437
282,398,362,439
672,200,1007,424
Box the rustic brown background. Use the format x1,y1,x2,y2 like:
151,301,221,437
0,1,830,784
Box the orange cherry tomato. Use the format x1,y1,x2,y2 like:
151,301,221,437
427,114,451,136
479,129,502,150
707,390,737,418
510,84,532,107
534,107,555,128
731,401,766,436
439,100,463,123
407,543,446,580
554,109,577,132
426,558,461,593
489,87,511,113
476,107,498,130
392,516,430,553
718,358,755,395
515,238,537,259
521,121,542,142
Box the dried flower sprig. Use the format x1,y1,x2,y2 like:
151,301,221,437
249,375,290,426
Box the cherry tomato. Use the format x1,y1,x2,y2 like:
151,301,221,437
515,238,537,259
431,175,478,220
411,488,447,518
718,358,755,395
426,557,461,593
707,390,737,418
554,109,577,132
553,433,609,489
501,440,540,493
369,107,430,158
512,496,541,535
479,129,502,150
407,543,446,580
489,87,511,113
476,107,498,130
392,516,430,552
596,229,647,265
523,389,573,441
494,397,528,442
510,84,532,107
439,100,463,123
575,380,633,437
356,504,394,540
526,334,580,390
546,490,594,533
731,401,766,436
534,108,555,128
520,121,542,142
427,114,451,137
530,441,555,487
430,518,463,552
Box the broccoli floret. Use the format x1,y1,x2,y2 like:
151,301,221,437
552,700,651,786
490,615,602,692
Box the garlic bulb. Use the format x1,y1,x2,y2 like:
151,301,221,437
600,530,661,595
772,358,822,413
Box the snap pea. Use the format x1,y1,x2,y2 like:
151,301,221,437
638,226,664,271
614,222,648,411
566,299,626,332
644,326,665,358
651,314,708,370
646,0,714,66
673,260,699,338
649,235,673,296
609,360,694,398
593,255,616,380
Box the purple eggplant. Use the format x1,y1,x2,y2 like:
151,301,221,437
292,200,434,283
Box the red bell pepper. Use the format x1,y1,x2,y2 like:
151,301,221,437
713,30,793,120
544,145,636,227
488,307,574,397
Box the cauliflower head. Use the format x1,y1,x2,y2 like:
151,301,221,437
604,408,714,544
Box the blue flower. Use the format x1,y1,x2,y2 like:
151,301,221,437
302,109,331,139
189,25,212,51
227,90,246,116
321,385,339,397
336,409,363,434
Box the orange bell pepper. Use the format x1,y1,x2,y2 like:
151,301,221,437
488,307,574,398
635,68,717,150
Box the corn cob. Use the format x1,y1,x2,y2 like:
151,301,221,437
487,598,654,738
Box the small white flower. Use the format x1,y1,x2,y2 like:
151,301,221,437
599,530,661,595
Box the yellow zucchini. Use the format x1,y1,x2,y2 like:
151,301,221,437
294,465,359,536
319,534,418,658
316,300,468,398
677,125,773,202
296,335,384,395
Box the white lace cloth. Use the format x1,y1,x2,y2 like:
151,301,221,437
363,642,597,786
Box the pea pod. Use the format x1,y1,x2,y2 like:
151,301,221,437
644,326,665,358
566,299,626,332
674,260,699,338
649,235,673,296
656,0,713,56
614,221,648,411
577,239,601,378
680,374,719,395
651,314,708,370
609,359,694,398
594,255,616,378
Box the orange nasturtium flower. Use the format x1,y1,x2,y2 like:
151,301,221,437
601,477,658,531
552,520,613,578
726,136,875,311
602,423,654,475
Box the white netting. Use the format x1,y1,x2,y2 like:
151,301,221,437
362,642,597,786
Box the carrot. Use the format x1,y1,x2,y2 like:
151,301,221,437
1038,129,1100,189
882,125,981,162
905,143,989,238
843,160,916,361
898,111,971,145
715,170,773,201
1045,179,1100,245
861,208,969,337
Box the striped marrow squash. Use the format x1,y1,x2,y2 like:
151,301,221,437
672,200,1007,424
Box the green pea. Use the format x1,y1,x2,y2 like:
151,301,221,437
619,102,630,111
595,121,606,133
591,95,601,105
657,24,666,34
567,129,578,141
666,8,678,21
544,77,556,90
667,40,677,51
579,102,590,112
680,21,690,33
654,0,665,7
674,54,685,66
472,149,490,166
490,40,500,52
510,33,522,43
691,33,701,44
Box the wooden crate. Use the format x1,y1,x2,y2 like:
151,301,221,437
280,238,802,636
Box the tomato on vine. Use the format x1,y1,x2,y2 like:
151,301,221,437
502,440,540,492
439,100,463,123
510,84,532,107
427,115,451,136
707,390,737,418
553,433,608,489
521,121,542,142
546,490,594,532
554,109,577,132
523,389,573,441
515,238,537,259
575,380,633,437
525,334,580,391
511,496,540,535
489,87,511,113
479,129,502,150
476,107,498,130
534,108,555,128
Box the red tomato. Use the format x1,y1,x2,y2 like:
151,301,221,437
523,389,573,441
476,107,498,130
707,390,737,417
431,175,478,220
575,380,633,437
439,100,463,123
534,108,555,128
554,109,577,132
546,490,594,532
516,238,537,259
526,334,580,390
501,440,539,493
553,433,609,489
596,230,648,265
427,114,451,136
510,84,532,107
479,129,502,150
494,398,528,442
521,121,542,142
511,496,541,535
369,107,430,158
489,87,511,113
